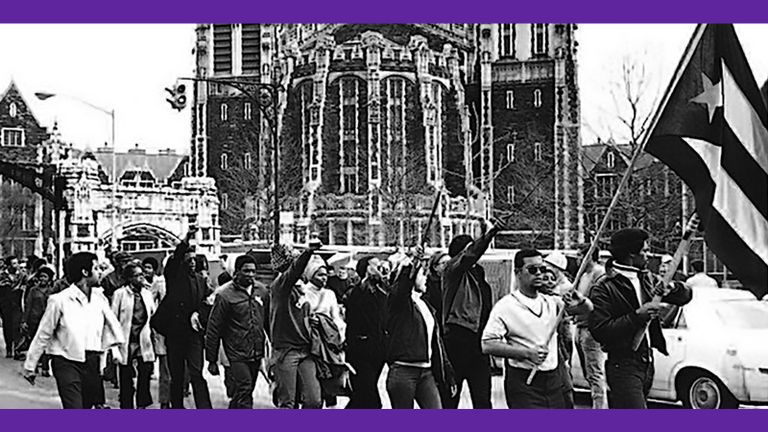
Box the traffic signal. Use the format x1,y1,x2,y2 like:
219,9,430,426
165,82,187,111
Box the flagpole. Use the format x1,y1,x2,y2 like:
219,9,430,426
525,24,709,386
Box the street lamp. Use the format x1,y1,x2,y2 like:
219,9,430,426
35,92,119,252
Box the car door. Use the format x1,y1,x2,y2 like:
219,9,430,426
652,304,688,399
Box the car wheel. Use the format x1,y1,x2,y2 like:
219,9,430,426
681,373,739,409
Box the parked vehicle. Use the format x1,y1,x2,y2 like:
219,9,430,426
573,288,768,408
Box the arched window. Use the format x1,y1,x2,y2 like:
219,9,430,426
221,153,228,170
220,103,228,121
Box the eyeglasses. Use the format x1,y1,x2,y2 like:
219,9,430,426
520,265,548,275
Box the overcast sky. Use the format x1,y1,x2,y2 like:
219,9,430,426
0,24,766,153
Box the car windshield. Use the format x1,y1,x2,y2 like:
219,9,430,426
715,300,768,329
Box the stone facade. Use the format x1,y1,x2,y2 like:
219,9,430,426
194,24,582,249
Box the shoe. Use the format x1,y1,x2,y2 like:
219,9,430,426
94,404,111,409
41,370,51,377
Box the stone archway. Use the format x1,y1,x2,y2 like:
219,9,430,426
101,222,181,252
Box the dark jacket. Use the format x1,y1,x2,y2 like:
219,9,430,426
205,280,268,364
310,312,350,398
152,240,211,340
588,268,693,358
441,227,499,334
326,276,352,304
344,277,388,357
385,266,455,391
424,274,442,324
22,281,54,335
100,271,125,302
270,250,313,350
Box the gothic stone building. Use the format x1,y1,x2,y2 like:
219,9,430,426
192,24,582,249
1,80,220,263
55,143,221,259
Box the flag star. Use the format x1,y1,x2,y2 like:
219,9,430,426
689,72,723,123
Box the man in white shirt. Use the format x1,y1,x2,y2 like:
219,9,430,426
685,260,719,289
481,249,592,408
22,252,123,409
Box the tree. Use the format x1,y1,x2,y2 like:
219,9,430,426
0,181,38,257
585,54,684,254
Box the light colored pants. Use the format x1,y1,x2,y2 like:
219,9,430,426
576,326,608,409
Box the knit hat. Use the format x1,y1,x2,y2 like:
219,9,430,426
544,251,568,272
609,228,649,260
448,235,473,257
302,255,327,281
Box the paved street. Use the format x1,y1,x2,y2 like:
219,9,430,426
0,333,678,409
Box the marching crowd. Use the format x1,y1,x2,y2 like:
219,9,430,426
1,220,701,409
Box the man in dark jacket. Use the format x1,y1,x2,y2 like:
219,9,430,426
344,256,389,408
588,228,693,409
152,226,212,409
205,254,268,409
441,220,500,408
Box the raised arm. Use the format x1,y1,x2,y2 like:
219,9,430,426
444,223,501,276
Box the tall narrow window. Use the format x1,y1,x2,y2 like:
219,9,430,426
532,24,549,56
507,143,515,162
534,142,543,161
506,90,515,109
507,186,515,204
220,103,228,121
221,193,228,209
607,152,615,168
244,102,252,120
9,103,17,118
220,153,228,170
533,89,542,108
244,152,252,170
499,24,515,58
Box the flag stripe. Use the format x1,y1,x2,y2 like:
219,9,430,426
722,62,768,175
721,124,768,219
685,137,768,265
704,209,768,298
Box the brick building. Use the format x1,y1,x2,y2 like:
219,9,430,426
192,24,581,249
0,81,53,257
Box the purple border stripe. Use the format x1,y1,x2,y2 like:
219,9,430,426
0,0,767,22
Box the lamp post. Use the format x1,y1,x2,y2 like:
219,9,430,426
35,92,119,253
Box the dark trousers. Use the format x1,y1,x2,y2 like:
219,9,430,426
606,356,655,409
51,352,103,409
273,347,322,409
118,359,153,409
167,336,212,409
443,325,491,409
0,294,21,356
229,360,261,409
345,340,385,409
504,366,567,409
386,364,442,409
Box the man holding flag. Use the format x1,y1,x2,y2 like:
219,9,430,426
588,23,767,409
645,24,767,299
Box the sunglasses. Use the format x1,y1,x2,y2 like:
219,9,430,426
520,265,548,275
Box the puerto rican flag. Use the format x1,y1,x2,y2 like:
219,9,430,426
646,24,767,298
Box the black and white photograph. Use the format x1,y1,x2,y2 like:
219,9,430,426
0,23,766,409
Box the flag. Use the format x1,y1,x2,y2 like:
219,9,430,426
646,24,768,298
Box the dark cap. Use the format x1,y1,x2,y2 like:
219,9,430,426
609,228,649,260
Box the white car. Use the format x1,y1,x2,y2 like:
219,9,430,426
572,288,768,408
